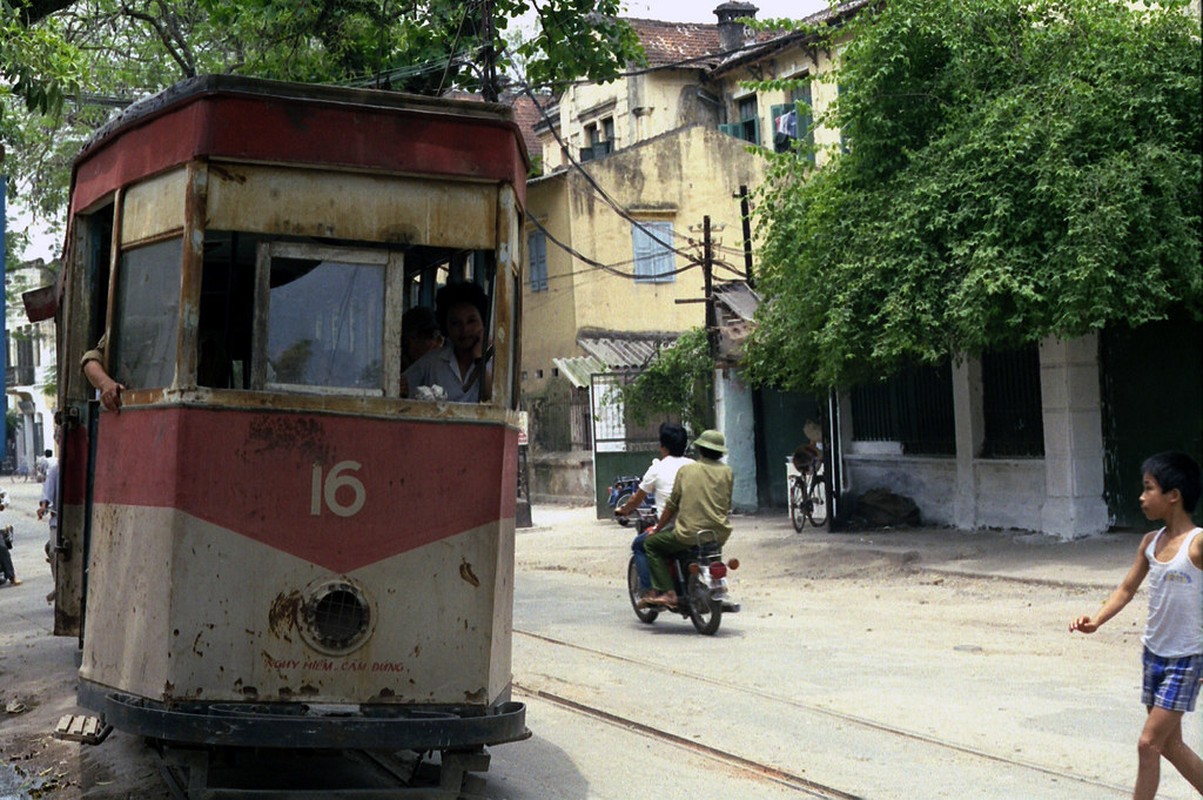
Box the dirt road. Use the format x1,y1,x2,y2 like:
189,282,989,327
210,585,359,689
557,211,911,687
1,487,1197,798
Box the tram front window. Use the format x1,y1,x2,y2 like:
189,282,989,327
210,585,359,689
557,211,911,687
264,255,386,394
112,238,182,390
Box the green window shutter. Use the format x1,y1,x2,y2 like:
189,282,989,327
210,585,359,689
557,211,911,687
718,122,741,138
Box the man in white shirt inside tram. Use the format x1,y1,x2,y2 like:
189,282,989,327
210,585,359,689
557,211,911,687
401,282,490,403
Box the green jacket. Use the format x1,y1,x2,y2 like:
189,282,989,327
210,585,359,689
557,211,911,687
663,456,733,545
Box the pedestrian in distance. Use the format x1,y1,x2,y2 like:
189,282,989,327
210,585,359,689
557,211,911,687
39,460,59,604
1069,451,1203,800
0,491,21,587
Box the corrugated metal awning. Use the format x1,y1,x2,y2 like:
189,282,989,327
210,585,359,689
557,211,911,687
551,355,606,389
714,281,760,322
577,330,679,371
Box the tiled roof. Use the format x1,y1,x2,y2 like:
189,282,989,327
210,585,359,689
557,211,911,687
507,90,552,159
625,18,723,68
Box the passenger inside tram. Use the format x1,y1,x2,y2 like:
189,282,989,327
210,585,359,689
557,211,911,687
401,281,492,403
400,306,443,372
92,230,497,403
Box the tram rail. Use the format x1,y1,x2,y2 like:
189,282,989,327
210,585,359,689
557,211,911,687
514,628,1131,797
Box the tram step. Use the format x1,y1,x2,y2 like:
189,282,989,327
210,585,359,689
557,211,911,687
54,714,113,745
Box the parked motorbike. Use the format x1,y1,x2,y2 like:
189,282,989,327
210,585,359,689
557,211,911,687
607,475,653,526
626,509,739,635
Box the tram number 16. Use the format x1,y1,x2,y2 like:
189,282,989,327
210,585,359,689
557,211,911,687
311,461,367,518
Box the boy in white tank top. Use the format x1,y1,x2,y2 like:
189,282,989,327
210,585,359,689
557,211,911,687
1070,451,1203,799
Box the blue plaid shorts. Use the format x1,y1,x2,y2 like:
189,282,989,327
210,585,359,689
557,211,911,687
1141,648,1203,712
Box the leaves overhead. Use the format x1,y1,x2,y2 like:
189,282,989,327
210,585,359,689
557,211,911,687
745,0,1202,393
0,0,645,236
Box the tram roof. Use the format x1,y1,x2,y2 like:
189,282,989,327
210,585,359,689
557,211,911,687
70,75,530,215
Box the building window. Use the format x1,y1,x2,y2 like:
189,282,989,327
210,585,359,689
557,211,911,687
981,345,1044,457
719,95,760,145
632,221,675,284
851,360,956,455
528,231,548,292
771,79,814,162
580,118,614,161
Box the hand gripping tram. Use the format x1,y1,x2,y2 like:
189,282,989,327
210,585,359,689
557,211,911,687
41,76,529,797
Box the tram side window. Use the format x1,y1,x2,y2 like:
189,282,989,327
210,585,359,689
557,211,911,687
265,255,386,394
112,238,182,390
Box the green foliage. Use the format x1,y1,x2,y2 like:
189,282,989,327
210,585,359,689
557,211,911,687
1,0,645,226
620,327,714,435
746,0,1202,392
0,5,84,120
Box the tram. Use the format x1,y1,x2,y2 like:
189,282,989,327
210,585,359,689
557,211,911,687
42,75,528,791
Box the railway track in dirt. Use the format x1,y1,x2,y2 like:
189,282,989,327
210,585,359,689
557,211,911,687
513,629,1130,798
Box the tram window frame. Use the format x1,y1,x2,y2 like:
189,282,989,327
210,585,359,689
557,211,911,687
251,242,404,397
111,237,184,392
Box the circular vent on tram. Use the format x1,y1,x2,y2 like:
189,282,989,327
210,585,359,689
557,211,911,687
300,582,373,654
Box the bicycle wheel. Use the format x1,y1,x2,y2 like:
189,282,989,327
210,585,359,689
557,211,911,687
789,478,807,532
807,472,829,527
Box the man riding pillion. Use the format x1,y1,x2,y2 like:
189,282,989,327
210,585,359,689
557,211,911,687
640,429,734,609
615,422,692,600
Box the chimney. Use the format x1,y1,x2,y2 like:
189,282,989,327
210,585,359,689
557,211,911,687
714,2,758,52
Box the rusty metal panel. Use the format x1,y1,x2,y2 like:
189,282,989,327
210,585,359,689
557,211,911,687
206,164,497,249
491,185,522,409
120,168,186,247
175,162,208,391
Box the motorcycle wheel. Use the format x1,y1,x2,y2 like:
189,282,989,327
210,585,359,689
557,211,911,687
686,572,722,635
628,557,658,623
614,492,634,526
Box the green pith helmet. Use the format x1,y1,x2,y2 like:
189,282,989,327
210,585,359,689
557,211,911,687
693,429,727,454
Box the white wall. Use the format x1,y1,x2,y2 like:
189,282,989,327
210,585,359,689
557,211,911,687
838,335,1108,538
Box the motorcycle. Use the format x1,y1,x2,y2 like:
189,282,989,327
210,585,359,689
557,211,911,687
607,474,653,527
625,509,740,635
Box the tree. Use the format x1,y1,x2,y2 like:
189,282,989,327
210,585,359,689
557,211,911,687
620,327,714,436
745,0,1202,392
1,0,645,225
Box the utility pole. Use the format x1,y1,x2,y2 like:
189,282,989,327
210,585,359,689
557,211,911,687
480,0,499,102
702,215,717,359
736,185,754,288
1,145,7,419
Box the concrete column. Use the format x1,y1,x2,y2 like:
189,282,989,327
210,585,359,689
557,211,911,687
1039,333,1110,539
952,357,984,529
717,369,758,513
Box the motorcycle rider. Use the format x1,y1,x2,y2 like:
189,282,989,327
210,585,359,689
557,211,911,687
641,429,734,609
615,422,691,599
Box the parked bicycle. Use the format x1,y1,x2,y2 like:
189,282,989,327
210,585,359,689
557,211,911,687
789,453,828,532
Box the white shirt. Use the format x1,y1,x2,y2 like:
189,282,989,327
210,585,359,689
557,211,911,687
638,455,692,506
1143,527,1203,658
404,342,481,403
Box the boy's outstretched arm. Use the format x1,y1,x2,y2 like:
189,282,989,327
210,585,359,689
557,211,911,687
1070,532,1153,634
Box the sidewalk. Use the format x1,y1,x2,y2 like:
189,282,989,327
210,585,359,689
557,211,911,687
526,501,1139,591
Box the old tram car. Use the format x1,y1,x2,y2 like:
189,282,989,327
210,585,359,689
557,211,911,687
48,76,528,790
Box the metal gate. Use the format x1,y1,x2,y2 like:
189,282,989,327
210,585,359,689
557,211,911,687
1101,317,1203,529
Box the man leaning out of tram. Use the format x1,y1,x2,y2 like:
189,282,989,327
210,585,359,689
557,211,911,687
401,282,490,403
81,335,125,412
640,429,734,609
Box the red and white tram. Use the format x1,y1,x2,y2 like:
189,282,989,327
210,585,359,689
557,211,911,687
46,75,528,790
